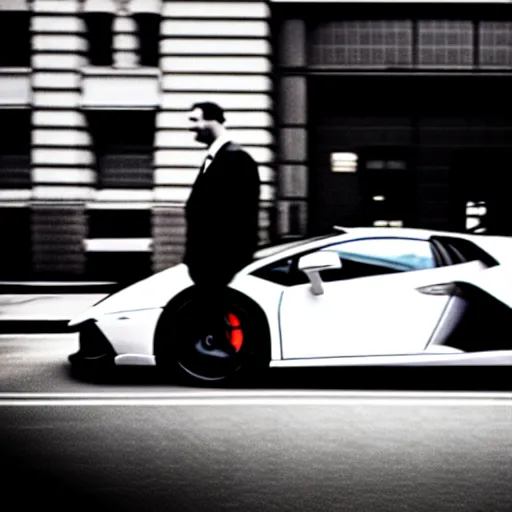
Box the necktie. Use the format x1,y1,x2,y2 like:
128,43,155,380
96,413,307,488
199,155,213,174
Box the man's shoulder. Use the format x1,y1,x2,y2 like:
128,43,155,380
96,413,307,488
223,141,245,154
222,142,256,163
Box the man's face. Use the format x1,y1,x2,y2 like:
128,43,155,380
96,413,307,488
188,107,214,145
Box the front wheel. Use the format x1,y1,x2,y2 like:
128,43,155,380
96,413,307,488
155,289,269,386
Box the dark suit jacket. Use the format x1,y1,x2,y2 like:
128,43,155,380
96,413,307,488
184,141,260,288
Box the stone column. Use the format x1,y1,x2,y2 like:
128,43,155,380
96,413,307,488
276,19,309,238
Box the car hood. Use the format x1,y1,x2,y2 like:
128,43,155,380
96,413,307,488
68,263,194,326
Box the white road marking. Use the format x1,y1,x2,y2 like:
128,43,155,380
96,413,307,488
1,399,511,407
1,391,511,399
0,391,511,407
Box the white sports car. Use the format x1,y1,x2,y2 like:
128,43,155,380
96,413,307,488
68,226,512,385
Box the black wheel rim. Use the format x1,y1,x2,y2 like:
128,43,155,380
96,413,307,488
172,299,254,382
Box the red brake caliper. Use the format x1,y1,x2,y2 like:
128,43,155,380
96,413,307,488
225,312,243,352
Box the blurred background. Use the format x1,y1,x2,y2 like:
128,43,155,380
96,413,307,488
1,0,512,285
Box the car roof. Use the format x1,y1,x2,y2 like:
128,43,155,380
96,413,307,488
243,225,512,274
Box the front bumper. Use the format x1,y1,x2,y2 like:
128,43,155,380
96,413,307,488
68,320,117,371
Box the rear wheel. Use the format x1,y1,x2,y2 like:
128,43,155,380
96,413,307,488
155,289,269,386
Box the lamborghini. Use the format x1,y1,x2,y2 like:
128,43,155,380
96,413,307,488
68,226,512,384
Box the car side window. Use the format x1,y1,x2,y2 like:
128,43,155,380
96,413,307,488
251,256,297,285
318,238,436,282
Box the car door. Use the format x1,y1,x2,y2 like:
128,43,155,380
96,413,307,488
279,236,487,360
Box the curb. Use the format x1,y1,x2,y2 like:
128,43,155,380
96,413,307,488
0,282,119,295
0,320,74,334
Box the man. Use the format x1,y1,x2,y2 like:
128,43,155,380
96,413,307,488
184,101,260,355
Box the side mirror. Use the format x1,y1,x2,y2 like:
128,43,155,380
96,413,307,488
298,251,342,295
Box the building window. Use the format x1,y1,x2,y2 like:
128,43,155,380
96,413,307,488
133,12,160,67
330,152,358,173
479,21,512,68
88,110,155,189
83,11,114,67
0,11,30,67
0,208,31,279
0,109,30,188
310,20,413,68
308,18,512,71
83,8,160,69
359,157,414,228
417,20,473,68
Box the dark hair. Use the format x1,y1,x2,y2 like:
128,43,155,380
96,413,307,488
191,101,225,124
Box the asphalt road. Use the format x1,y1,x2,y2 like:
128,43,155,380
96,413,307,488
1,334,512,511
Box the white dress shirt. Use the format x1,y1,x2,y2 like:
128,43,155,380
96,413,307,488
202,132,232,173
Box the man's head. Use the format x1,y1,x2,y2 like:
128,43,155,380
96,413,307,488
188,102,226,146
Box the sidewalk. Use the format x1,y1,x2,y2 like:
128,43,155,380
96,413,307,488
0,281,118,334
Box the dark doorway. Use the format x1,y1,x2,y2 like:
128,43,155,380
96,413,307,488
308,75,415,234
357,148,416,228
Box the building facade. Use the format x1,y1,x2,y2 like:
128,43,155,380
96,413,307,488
1,0,511,282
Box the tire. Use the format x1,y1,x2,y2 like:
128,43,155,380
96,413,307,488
154,287,270,386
